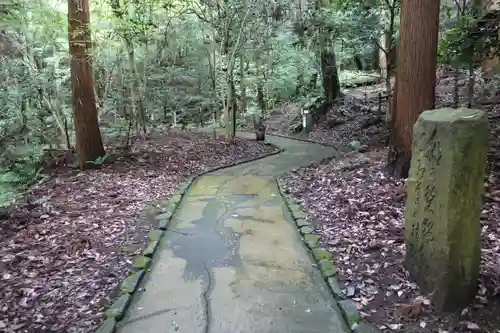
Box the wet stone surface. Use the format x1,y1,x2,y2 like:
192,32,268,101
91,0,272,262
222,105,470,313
117,134,350,333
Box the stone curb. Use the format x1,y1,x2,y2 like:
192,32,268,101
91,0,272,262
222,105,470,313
238,130,340,149
95,145,284,333
275,179,379,333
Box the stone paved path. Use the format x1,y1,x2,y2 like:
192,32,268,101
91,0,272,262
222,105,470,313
117,132,350,333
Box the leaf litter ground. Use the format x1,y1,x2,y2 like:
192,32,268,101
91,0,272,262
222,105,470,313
0,130,278,333
279,71,500,333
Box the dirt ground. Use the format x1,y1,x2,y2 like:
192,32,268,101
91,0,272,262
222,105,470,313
0,130,278,333
279,70,500,333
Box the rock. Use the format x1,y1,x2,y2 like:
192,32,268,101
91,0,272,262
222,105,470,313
156,194,182,212
155,212,173,220
339,300,361,329
143,240,159,258
354,322,379,333
318,259,338,277
169,194,183,206
119,246,140,254
405,108,488,311
105,294,131,320
299,226,314,235
327,277,346,300
345,284,356,298
133,255,151,270
120,270,145,295
157,217,170,230
304,234,320,249
312,248,333,261
177,180,192,194
148,229,163,242
349,139,362,151
290,205,307,220
295,218,310,227
95,318,116,333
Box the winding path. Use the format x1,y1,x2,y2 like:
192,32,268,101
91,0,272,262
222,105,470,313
117,133,349,333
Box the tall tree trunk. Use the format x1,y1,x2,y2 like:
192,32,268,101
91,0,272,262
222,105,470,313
314,0,340,105
321,49,340,105
387,0,440,178
68,0,105,168
319,29,340,105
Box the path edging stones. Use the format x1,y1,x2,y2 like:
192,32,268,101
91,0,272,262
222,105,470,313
238,130,340,149
95,144,283,333
276,179,379,333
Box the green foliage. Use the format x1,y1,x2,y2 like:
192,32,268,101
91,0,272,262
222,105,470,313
87,154,109,166
0,0,395,207
438,2,500,68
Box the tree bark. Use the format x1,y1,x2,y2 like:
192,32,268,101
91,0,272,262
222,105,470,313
387,0,440,178
320,49,340,105
224,74,237,142
68,0,105,168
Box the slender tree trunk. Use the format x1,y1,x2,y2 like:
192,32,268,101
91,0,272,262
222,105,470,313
68,0,105,168
387,0,440,178
124,37,147,134
224,72,237,142
239,56,247,114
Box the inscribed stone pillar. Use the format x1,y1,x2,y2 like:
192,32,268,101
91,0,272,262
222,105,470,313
405,107,489,311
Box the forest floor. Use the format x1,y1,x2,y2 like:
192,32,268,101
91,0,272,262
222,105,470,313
0,131,278,333
276,70,500,333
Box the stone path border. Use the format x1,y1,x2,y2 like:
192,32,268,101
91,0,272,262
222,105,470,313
276,179,380,333
239,129,339,149
267,131,339,148
95,144,283,333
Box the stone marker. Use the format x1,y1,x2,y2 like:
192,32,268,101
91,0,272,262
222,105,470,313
302,109,313,134
405,107,489,311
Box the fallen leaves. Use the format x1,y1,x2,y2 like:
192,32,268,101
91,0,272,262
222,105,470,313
0,130,278,333
280,112,500,332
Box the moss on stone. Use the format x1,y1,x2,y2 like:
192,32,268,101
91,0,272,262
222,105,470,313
133,255,151,270
290,205,307,220
339,300,361,329
405,107,488,311
143,240,159,258
318,259,338,277
312,248,333,262
177,180,192,194
156,193,183,213
157,217,170,230
120,270,144,295
296,218,310,227
300,226,314,235
155,211,173,221
170,194,182,206
105,294,131,320
148,229,163,242
304,234,320,249
95,318,116,333
327,277,346,300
